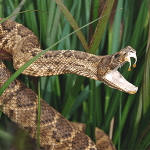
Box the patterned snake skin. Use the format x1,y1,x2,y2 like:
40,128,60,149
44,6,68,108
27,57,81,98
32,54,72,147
0,18,138,149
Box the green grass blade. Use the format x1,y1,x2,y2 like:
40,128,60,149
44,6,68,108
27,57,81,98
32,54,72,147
61,76,85,117
46,0,57,47
0,0,4,18
135,123,150,149
130,0,148,49
89,0,115,54
111,0,123,53
0,1,149,149
23,1,39,37
86,79,94,141
0,129,13,141
55,0,89,52
67,80,101,119
57,0,78,50
142,32,150,117
47,1,63,48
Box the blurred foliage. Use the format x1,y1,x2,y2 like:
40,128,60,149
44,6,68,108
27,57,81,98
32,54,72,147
0,0,150,149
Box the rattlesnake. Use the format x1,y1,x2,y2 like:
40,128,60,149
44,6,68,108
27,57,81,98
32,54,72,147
0,19,138,149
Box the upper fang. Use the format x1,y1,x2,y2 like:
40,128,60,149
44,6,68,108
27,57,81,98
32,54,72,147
127,50,137,71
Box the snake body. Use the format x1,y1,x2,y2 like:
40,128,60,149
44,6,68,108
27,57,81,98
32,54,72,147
0,19,138,149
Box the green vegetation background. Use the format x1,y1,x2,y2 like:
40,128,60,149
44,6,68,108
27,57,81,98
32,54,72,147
0,0,150,149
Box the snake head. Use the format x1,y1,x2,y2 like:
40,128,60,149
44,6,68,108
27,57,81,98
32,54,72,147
97,46,138,94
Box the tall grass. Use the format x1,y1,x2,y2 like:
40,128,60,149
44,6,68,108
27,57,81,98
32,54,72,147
0,0,150,149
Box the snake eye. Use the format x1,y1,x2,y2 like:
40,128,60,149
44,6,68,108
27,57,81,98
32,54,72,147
114,54,120,58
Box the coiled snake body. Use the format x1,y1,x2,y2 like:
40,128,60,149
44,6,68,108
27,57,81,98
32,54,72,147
0,19,138,149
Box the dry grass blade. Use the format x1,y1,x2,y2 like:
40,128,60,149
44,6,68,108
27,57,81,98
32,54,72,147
9,0,26,20
98,0,105,17
109,0,118,28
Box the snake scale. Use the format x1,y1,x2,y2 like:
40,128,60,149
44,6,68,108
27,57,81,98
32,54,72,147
0,19,138,149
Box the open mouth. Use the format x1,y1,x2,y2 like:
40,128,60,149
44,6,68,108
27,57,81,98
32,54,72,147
104,49,138,94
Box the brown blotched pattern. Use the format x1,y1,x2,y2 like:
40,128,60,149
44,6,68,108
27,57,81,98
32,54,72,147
0,18,136,149
0,20,101,79
0,18,137,94
71,122,116,150
0,61,97,149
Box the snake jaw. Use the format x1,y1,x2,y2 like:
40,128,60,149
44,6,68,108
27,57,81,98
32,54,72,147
98,46,138,94
104,70,138,94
